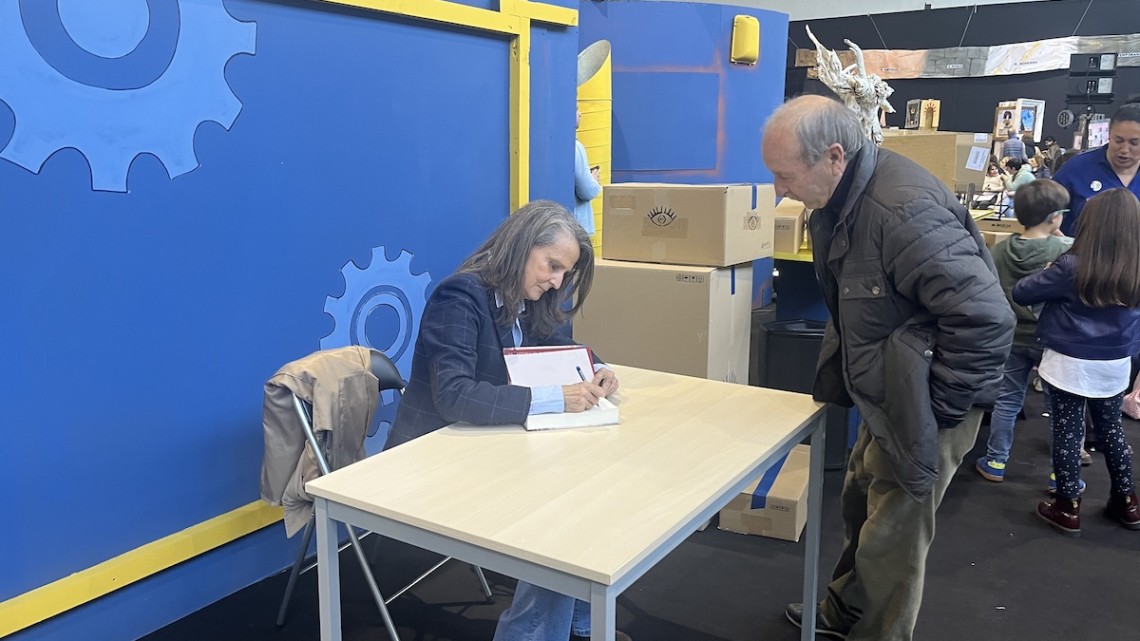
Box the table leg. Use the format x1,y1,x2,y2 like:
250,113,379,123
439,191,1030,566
316,498,342,641
800,414,826,641
589,582,615,641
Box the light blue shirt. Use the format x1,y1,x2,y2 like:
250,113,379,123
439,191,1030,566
573,139,601,235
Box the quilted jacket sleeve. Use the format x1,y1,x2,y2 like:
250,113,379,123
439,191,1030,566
884,199,1015,427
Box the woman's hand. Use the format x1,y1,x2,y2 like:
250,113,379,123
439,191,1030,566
592,367,620,397
562,381,606,412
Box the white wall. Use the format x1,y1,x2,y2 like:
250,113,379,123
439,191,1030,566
648,0,1050,22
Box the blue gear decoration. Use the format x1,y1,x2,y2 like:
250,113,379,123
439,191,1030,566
322,247,432,437
0,0,255,192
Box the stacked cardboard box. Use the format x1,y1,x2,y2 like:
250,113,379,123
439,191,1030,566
574,183,775,383
881,130,993,192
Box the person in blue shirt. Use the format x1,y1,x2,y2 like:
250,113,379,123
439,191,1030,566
573,109,602,235
1053,103,1140,236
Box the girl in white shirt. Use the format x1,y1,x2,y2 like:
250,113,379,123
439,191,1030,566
1013,188,1140,536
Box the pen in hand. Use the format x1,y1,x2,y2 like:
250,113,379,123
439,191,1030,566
576,366,588,382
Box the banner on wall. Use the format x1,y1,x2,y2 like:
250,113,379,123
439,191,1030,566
797,33,1140,80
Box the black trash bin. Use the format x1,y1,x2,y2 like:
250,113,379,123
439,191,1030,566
761,319,849,470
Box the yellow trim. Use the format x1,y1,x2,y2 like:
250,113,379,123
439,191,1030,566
0,502,283,637
503,0,577,26
314,0,519,34
510,25,531,211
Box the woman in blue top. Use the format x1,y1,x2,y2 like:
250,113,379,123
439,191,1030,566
1053,103,1140,235
573,109,602,235
1013,188,1140,536
388,200,628,641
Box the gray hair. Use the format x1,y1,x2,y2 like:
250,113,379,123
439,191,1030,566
767,95,867,165
458,200,594,338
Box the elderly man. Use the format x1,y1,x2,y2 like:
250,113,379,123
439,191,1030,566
761,95,1014,641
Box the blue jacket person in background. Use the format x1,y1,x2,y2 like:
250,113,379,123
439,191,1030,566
386,200,626,641
1053,102,1140,235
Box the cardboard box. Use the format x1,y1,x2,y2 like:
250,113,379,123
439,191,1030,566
602,183,775,267
975,216,1025,235
773,197,807,254
881,130,992,192
574,258,752,383
983,231,1013,248
719,445,810,541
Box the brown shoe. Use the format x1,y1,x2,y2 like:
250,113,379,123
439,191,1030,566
1036,496,1081,536
1105,491,1140,530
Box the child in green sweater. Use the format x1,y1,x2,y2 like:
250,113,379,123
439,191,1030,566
977,180,1073,482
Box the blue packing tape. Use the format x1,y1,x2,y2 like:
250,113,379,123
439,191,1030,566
750,453,789,509
730,265,736,295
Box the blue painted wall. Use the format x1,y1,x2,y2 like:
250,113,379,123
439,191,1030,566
579,0,787,185
578,1,788,307
1,0,575,638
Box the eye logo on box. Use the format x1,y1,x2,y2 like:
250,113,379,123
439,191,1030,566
746,213,760,230
647,206,676,227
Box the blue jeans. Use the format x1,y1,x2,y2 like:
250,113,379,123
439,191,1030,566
492,581,590,641
985,346,1039,463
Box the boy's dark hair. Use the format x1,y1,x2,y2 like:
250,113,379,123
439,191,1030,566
1071,188,1140,308
1013,179,1069,228
1005,157,1025,171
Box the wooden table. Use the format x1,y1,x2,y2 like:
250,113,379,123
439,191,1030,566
306,365,829,641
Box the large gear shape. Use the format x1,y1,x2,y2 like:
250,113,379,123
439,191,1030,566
0,0,255,192
322,247,433,437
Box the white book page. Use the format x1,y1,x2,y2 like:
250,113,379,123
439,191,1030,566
525,397,619,431
504,346,595,387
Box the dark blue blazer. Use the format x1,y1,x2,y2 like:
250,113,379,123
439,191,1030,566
385,272,580,449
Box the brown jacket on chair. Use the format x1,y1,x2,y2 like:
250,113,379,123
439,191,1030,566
260,346,378,536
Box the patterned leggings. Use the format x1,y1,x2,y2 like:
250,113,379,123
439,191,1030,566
1047,384,1135,499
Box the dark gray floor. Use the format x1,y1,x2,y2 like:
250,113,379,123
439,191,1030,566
145,389,1140,641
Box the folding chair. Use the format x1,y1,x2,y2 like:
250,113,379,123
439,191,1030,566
274,348,493,639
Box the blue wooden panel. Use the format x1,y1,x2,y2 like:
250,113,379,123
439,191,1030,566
580,1,787,185
613,71,718,170
0,0,574,636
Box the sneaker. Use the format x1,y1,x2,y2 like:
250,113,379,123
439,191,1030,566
1080,448,1092,466
785,603,848,640
1046,472,1087,496
975,456,1006,482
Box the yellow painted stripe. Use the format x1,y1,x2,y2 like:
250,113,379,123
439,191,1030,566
314,0,519,33
509,24,531,211
316,0,575,33
503,0,577,26
0,502,283,637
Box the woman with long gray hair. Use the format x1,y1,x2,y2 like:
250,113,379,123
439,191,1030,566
386,199,625,641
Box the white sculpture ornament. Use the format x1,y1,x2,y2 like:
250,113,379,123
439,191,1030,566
806,26,895,145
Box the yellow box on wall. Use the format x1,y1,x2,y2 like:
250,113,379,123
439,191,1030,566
730,15,759,65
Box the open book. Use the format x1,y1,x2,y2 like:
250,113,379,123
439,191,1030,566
503,345,620,431
525,397,619,431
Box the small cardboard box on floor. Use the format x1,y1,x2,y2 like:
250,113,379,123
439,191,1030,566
719,444,810,541
574,258,751,383
602,183,775,267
